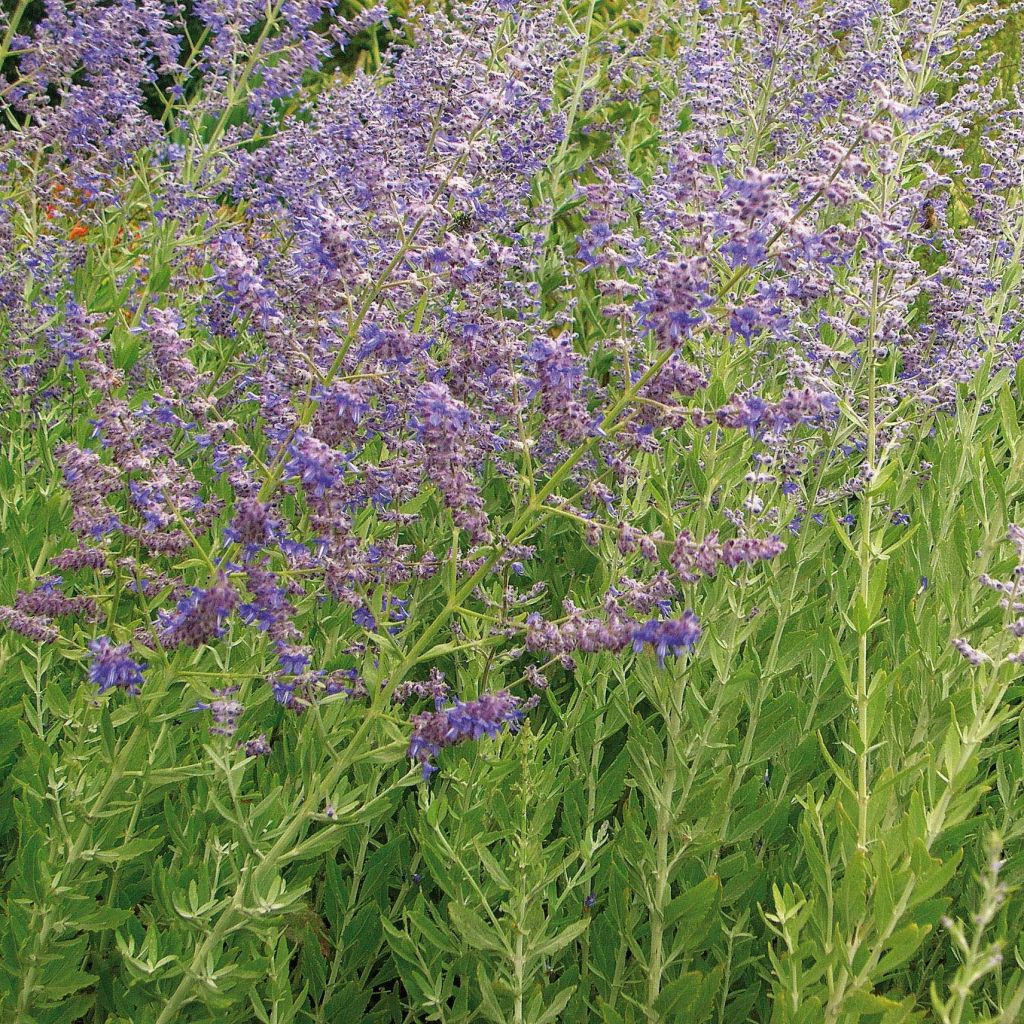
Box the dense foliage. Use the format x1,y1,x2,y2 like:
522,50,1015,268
2,0,1024,1021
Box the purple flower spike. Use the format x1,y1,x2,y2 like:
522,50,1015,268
353,606,377,630
277,644,311,676
192,687,244,737
156,573,237,648
631,611,701,666
407,690,524,778
88,637,145,695
243,734,272,757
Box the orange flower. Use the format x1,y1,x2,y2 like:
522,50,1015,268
69,223,88,241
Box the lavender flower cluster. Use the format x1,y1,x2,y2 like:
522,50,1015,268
0,0,1021,780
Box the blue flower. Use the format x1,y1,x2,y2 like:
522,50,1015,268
313,383,371,425
353,606,377,630
285,434,347,496
407,691,524,778
631,611,701,666
272,679,296,706
87,637,145,695
277,645,310,675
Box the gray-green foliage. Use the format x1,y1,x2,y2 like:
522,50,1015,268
2,0,1024,1021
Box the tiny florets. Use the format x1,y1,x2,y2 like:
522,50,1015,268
87,637,146,695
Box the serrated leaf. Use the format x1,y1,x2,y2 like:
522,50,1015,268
533,917,590,958
536,985,576,1024
447,903,506,954
876,923,930,974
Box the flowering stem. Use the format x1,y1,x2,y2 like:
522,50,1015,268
852,128,893,848
387,160,850,684
552,0,596,169
855,277,880,851
824,660,1015,1021
153,886,246,1024
14,913,54,1023
190,0,289,184
14,709,152,1021
513,881,527,1024
646,665,683,1021
0,0,30,73
577,666,607,997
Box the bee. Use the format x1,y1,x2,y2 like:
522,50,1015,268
921,200,939,231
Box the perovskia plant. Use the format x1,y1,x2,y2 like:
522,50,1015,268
0,0,1023,1021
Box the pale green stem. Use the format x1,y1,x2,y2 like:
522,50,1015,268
646,668,683,1021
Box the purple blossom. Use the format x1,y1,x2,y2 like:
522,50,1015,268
0,606,59,644
243,733,272,757
672,531,785,582
157,573,237,648
239,564,297,642
277,645,310,675
192,687,244,737
631,612,701,666
271,678,296,707
353,606,377,630
643,258,711,347
87,637,145,695
953,638,987,666
225,498,279,551
210,235,280,328
285,434,349,496
413,382,472,436
50,546,108,571
393,668,450,706
15,578,98,620
408,691,525,778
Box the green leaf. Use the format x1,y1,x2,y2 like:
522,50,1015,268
666,876,721,954
535,985,576,1024
475,964,505,1024
872,845,896,933
93,836,162,863
846,989,906,1014
909,843,962,906
876,923,930,974
828,508,857,556
78,906,135,931
533,918,591,959
654,967,721,1020
447,904,506,954
41,969,99,999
